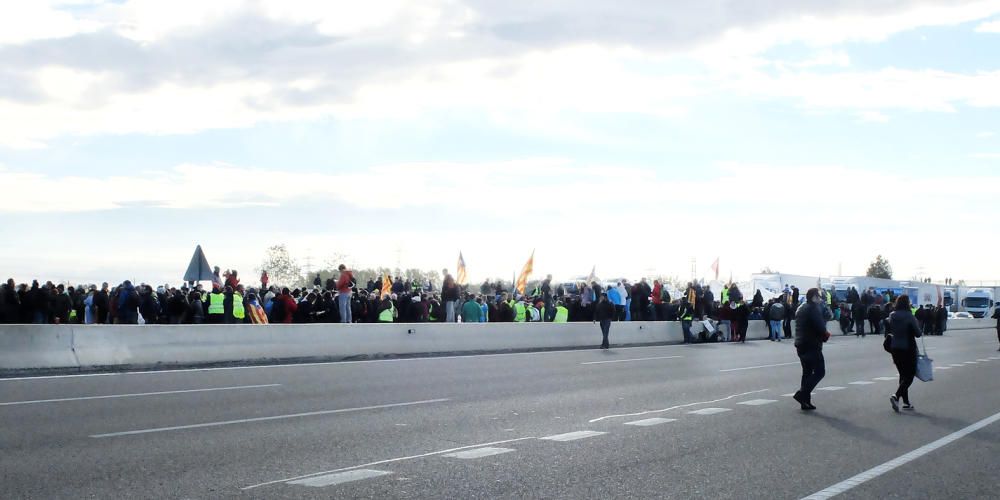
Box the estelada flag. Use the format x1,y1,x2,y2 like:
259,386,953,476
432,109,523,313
711,258,719,280
456,252,468,286
381,273,392,298
516,250,534,295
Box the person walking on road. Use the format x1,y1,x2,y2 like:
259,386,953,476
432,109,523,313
992,306,1000,350
793,288,831,411
594,293,616,349
887,295,922,412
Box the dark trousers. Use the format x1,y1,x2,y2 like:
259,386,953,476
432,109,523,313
615,305,626,321
600,320,611,348
783,318,792,338
891,349,917,404
855,318,866,336
796,347,826,400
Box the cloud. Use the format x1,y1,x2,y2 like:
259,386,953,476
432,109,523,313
970,153,1000,158
975,19,1000,31
2,1,1000,147
858,110,890,122
976,131,995,138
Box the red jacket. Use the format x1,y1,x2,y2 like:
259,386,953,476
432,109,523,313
278,294,298,323
336,271,353,293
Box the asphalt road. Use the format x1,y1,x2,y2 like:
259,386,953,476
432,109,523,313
2,327,999,499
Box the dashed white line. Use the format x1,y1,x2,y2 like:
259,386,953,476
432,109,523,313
737,399,778,406
624,418,677,427
873,377,897,381
91,398,450,438
442,447,515,459
288,469,391,488
540,431,607,442
581,355,683,365
849,381,875,385
719,361,800,372
588,389,768,423
688,408,731,415
976,359,989,362
965,361,978,364
0,384,281,407
242,437,538,490
801,410,1000,500
817,386,846,392
949,364,965,368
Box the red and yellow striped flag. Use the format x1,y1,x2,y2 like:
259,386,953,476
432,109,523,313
456,252,468,286
381,273,392,298
516,250,534,295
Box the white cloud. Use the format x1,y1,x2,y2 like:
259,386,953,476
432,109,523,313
858,110,890,123
970,153,1000,158
1,1,1000,148
975,19,1000,31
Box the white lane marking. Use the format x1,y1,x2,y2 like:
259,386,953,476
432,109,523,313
540,431,607,442
581,355,683,365
782,393,796,397
90,398,450,438
990,357,1000,360
1,343,696,382
442,447,515,459
0,384,281,407
242,437,537,491
719,361,800,372
737,399,778,406
801,410,1000,500
624,418,677,427
589,389,768,423
976,359,989,362
689,408,731,415
949,364,965,367
288,469,391,488
937,366,951,370
849,381,875,385
817,386,846,392
965,361,978,364
873,377,897,381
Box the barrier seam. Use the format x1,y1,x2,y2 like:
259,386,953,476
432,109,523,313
69,325,82,370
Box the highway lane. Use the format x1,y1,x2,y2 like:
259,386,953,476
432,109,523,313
1,328,998,499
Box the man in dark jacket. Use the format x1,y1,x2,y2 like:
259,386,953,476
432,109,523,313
793,288,830,411
992,306,1000,350
594,293,616,349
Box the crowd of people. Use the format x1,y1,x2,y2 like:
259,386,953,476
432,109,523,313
0,268,953,339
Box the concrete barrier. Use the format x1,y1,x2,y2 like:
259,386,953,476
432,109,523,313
0,318,993,374
0,325,78,371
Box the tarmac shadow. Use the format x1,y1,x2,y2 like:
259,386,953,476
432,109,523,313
805,412,897,447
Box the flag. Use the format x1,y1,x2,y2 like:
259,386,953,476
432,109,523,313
586,265,596,284
516,250,534,295
381,272,392,298
456,252,468,286
710,258,719,281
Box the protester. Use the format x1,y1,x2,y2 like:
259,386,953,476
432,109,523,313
992,306,1000,351
593,292,616,349
887,295,921,412
793,288,830,411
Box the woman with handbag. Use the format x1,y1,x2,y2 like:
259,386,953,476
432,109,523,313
887,295,922,412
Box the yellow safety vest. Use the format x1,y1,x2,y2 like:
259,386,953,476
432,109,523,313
233,293,245,320
379,304,395,322
208,293,224,315
722,289,729,303
554,306,569,323
514,302,527,322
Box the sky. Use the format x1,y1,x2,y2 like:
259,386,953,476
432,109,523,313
2,0,1000,286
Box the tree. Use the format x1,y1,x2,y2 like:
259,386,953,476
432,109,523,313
257,245,302,287
866,255,893,279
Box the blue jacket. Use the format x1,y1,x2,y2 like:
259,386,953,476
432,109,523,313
607,288,621,306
